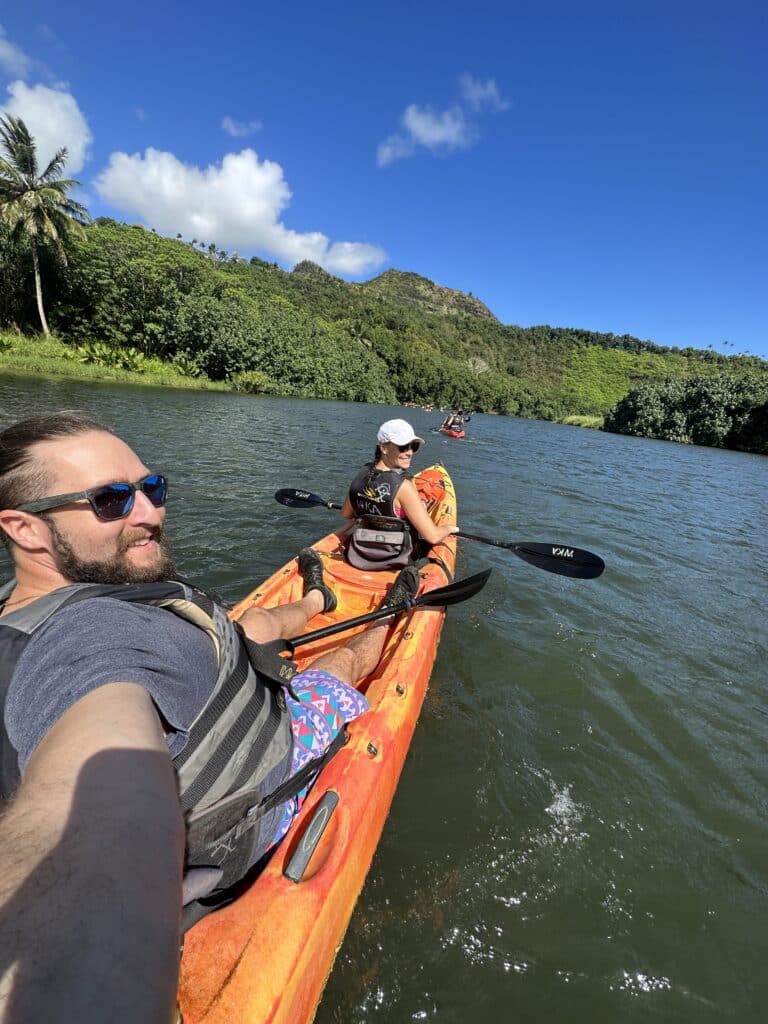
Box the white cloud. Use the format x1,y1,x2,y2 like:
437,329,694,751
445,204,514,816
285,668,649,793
221,115,262,138
377,133,415,167
1,80,92,173
377,102,473,167
378,73,510,167
95,146,386,276
403,104,472,148
0,24,33,78
458,74,510,113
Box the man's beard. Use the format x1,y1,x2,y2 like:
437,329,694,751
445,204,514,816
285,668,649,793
45,518,177,585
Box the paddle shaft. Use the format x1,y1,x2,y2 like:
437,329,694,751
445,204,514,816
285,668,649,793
274,490,605,578
292,602,421,646
289,569,491,647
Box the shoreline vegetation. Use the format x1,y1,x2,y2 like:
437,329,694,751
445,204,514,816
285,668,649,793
0,330,228,392
2,217,767,452
1,118,766,452
0,330,608,425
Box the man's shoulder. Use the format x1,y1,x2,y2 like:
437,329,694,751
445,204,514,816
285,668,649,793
12,591,216,693
5,592,219,778
27,593,200,647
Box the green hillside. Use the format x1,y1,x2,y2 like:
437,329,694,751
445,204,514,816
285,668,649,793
2,218,766,429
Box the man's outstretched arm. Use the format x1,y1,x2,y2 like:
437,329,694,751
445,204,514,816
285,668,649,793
0,683,185,1024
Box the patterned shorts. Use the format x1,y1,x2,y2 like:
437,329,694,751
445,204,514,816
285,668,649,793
271,668,369,844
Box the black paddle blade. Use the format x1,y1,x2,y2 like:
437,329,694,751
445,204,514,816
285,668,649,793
275,488,333,509
414,568,492,608
511,542,605,579
457,531,605,579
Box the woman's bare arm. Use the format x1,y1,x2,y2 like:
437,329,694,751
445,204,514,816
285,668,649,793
395,479,458,545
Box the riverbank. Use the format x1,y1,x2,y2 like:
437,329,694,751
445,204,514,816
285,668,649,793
0,331,228,392
0,332,610,430
560,414,604,428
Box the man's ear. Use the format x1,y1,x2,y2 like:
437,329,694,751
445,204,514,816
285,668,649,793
0,509,51,553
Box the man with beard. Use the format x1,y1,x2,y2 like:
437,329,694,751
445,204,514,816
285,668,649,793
0,410,417,1024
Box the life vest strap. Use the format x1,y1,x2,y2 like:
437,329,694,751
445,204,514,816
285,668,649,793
185,726,347,859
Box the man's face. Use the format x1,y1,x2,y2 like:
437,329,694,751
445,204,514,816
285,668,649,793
31,430,176,585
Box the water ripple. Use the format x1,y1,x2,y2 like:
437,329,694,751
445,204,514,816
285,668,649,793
3,382,766,1023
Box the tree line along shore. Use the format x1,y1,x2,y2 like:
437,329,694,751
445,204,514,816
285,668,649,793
1,115,766,453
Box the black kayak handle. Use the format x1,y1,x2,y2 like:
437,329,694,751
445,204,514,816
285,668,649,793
283,791,340,884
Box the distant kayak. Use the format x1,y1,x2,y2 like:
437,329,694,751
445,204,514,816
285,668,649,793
178,465,458,1024
439,427,465,438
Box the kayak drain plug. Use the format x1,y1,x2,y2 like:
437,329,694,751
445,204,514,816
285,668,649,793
396,684,406,695
367,742,378,758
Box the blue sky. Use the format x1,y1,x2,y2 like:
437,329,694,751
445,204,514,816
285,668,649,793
1,0,766,358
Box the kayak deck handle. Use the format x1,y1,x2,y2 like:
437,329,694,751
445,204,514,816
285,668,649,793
283,790,340,884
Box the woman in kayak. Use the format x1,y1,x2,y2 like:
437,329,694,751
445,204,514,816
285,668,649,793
341,418,458,570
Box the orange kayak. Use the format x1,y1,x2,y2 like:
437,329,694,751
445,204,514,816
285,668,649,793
178,465,457,1023
439,427,465,438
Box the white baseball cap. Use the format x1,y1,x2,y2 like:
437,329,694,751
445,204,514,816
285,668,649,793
376,418,426,446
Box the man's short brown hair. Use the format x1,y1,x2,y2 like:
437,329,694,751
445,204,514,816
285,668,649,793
0,411,112,548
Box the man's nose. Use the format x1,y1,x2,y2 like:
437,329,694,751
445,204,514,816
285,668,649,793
130,488,165,524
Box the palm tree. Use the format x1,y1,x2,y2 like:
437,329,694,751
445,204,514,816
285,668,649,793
0,115,91,335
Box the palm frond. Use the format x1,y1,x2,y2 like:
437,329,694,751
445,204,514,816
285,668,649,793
0,115,38,179
58,199,92,225
41,177,83,193
0,156,26,189
38,148,70,184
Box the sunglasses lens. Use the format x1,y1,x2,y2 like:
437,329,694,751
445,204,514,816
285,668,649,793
142,474,167,508
92,483,134,521
89,475,167,521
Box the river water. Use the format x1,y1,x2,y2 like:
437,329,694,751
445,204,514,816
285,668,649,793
1,376,765,1022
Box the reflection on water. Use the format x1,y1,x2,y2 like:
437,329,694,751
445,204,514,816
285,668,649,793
1,376,766,1022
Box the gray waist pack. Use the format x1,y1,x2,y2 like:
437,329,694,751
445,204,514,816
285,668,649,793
346,515,413,570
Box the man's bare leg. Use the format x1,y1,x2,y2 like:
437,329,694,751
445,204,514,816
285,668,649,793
308,619,392,686
240,591,324,643
309,564,420,685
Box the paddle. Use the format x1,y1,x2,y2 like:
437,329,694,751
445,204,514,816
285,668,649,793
274,488,605,580
289,569,492,648
458,534,604,579
275,488,343,511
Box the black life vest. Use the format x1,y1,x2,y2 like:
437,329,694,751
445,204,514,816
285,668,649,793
346,464,414,570
0,578,337,915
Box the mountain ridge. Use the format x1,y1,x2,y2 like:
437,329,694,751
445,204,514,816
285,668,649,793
3,218,764,429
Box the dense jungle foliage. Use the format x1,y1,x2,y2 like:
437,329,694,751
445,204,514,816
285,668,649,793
1,218,766,452
604,376,768,454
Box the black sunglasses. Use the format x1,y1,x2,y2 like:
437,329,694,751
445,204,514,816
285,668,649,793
16,473,168,522
396,441,421,453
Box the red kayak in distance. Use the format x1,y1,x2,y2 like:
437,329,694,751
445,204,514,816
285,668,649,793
438,427,465,438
